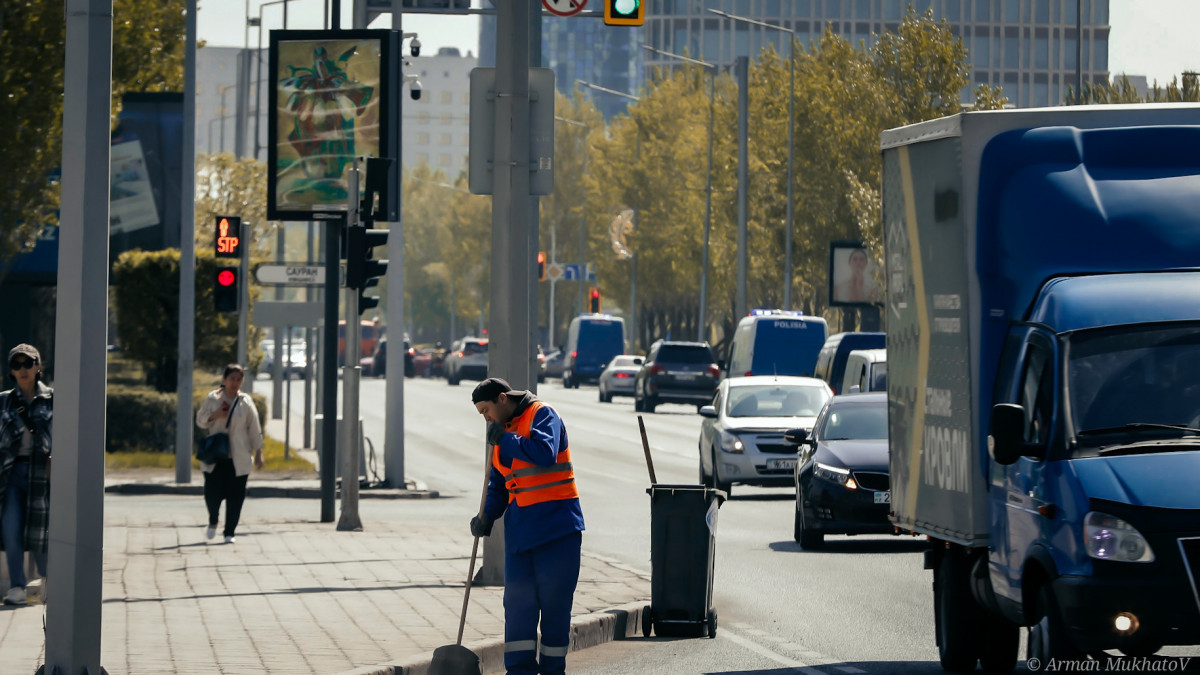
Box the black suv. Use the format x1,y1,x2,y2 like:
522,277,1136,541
634,340,721,413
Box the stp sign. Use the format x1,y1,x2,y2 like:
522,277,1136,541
214,216,243,258
542,0,586,17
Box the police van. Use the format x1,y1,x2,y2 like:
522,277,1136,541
725,310,828,379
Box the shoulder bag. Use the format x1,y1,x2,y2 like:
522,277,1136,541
197,395,239,464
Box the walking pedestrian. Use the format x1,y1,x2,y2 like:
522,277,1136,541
469,377,585,675
196,364,263,544
0,344,51,606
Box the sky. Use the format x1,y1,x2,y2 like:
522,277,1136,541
198,0,1200,86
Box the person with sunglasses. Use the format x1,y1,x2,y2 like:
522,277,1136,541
0,344,51,606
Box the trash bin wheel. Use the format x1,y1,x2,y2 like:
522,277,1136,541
706,609,718,638
642,606,653,638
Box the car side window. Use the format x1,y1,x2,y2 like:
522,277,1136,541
1019,344,1053,447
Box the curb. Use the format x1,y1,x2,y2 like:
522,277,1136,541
340,601,647,675
103,483,440,499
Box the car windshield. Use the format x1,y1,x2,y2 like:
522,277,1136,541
818,402,888,440
725,384,829,418
1069,323,1200,438
658,345,715,363
610,356,641,368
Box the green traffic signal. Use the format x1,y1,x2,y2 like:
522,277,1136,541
604,0,643,26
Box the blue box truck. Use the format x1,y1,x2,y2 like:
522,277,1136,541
883,105,1200,671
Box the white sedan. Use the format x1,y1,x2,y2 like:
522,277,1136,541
598,355,644,403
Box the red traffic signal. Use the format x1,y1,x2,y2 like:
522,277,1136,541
217,269,236,286
537,251,546,281
589,287,601,313
214,267,240,313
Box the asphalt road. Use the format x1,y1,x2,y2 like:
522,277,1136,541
256,375,1200,674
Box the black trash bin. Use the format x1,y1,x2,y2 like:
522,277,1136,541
643,484,726,639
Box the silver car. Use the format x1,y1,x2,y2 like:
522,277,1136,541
444,338,489,386
698,376,832,497
598,355,644,402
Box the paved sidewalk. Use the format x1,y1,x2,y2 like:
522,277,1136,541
2,407,651,674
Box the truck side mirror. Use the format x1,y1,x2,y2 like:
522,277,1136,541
783,427,810,445
989,403,1025,465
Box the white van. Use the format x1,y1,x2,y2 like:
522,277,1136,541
841,348,887,393
725,310,828,379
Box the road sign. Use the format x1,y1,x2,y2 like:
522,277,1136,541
469,67,556,196
255,264,329,286
542,0,587,16
546,262,564,282
561,264,597,281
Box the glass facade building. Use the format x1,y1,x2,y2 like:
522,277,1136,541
642,0,1111,108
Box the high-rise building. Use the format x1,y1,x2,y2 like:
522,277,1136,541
479,14,643,119
403,47,477,175
643,0,1110,108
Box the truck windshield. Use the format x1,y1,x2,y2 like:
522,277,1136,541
1068,323,1200,440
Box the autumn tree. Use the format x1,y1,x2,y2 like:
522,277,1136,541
0,0,186,265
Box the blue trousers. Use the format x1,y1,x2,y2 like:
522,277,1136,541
2,462,46,590
503,531,581,675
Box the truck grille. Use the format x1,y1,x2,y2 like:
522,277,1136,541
853,472,889,492
1180,537,1200,615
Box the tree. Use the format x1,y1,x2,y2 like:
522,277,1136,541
194,152,275,259
1067,73,1200,105
0,0,186,265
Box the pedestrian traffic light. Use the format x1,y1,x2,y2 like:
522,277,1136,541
538,251,546,282
214,267,240,313
589,287,601,313
604,0,644,26
214,216,243,258
345,225,389,290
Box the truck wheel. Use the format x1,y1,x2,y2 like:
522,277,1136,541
935,549,982,673
706,609,718,638
979,613,1020,673
641,606,653,638
1028,585,1082,664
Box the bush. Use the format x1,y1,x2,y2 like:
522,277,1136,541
106,385,177,453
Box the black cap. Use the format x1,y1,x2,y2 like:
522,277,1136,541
471,377,512,404
8,344,40,365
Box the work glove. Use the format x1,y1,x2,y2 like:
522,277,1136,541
486,423,506,447
470,514,493,538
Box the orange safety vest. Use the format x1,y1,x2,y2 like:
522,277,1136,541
492,401,578,507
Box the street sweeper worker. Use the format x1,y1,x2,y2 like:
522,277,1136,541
470,377,585,675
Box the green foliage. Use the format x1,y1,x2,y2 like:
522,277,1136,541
0,0,186,265
195,153,277,259
1066,73,1200,105
106,385,178,453
111,248,262,391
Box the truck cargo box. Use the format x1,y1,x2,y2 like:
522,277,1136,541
881,105,1200,545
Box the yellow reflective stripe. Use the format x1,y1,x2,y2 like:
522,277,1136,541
540,644,569,657
510,477,575,494
505,640,538,653
509,462,574,478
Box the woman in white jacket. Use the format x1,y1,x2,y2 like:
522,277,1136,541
196,364,264,543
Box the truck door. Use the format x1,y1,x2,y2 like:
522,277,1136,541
990,330,1056,606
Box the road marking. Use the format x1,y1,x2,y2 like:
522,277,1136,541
836,667,867,674
720,629,829,674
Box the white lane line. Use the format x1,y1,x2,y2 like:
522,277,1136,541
719,629,829,674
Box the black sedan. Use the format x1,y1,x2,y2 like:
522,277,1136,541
790,392,891,549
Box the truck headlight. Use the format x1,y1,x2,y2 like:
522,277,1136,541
719,432,744,453
814,461,852,487
1084,512,1155,563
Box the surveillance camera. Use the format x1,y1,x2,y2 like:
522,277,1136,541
410,38,421,57
410,80,423,101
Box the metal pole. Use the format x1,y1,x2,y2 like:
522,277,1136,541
320,214,341,523
304,221,314,449
548,227,556,351
255,19,263,161
1075,0,1083,101
578,132,587,320
736,56,749,320
237,221,249,370
339,166,363,531
176,0,198,485
273,225,285,418
332,0,341,29
385,0,407,488
285,325,292,459
47,0,111,670
783,38,794,310
699,69,714,341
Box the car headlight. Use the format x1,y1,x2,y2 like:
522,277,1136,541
719,432,744,454
1084,512,1155,563
814,461,856,489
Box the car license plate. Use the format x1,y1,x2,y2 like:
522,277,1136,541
874,491,891,504
674,373,697,380
767,458,796,471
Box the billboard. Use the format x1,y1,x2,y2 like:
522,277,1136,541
109,138,160,235
267,30,398,221
828,240,884,307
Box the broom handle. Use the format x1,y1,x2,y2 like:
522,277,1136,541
458,432,495,645
638,415,657,485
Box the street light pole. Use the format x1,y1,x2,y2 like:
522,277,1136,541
709,9,796,309
640,45,717,341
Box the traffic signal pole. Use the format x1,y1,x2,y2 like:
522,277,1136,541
338,165,364,532
320,214,341,523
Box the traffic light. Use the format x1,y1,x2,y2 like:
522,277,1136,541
345,225,389,315
538,251,546,282
589,287,601,313
214,216,243,258
214,267,240,313
604,0,644,26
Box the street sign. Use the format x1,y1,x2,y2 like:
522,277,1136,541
561,263,597,281
542,0,587,16
468,67,556,196
255,264,329,286
546,262,564,282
